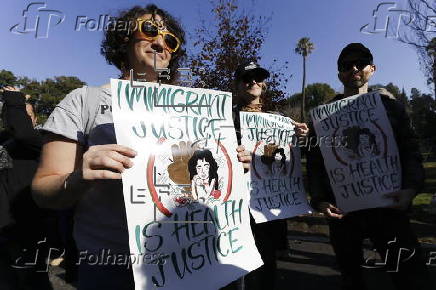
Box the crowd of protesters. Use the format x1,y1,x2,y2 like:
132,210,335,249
0,3,433,290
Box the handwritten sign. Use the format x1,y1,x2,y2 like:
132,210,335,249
310,92,401,213
240,112,312,223
111,79,262,290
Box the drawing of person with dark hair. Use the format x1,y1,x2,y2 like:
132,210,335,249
188,149,221,202
260,144,287,176
343,126,380,159
357,128,379,158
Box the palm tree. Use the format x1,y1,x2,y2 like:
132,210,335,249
295,37,314,121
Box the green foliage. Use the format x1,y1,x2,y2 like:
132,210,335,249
0,70,18,87
294,37,315,57
411,88,421,99
21,76,86,121
277,83,335,120
369,83,409,108
304,83,335,109
409,89,436,140
0,70,86,123
385,82,401,97
405,87,436,161
367,84,436,158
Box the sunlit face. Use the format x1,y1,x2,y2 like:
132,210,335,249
128,14,172,73
338,53,375,89
359,134,370,146
236,75,265,101
196,159,210,180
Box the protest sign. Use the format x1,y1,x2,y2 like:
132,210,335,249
110,79,262,290
240,112,312,223
310,92,401,213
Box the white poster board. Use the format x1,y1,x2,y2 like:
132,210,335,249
240,112,312,223
310,92,402,213
111,79,263,290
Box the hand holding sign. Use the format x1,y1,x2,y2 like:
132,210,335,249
82,144,136,179
236,145,251,171
294,122,309,137
318,202,344,219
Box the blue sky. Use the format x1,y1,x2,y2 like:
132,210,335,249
0,0,430,97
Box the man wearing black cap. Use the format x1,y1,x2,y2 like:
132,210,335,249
306,43,431,290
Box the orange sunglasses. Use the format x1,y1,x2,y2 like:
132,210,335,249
135,19,181,53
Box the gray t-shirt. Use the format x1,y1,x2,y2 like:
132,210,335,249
43,86,129,253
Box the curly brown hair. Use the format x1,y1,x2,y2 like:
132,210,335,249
100,4,186,83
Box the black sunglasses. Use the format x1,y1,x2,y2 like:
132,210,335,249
339,59,372,72
241,74,265,84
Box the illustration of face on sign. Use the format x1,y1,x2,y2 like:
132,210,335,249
334,124,386,164
260,144,288,176
342,126,383,160
149,140,231,215
188,149,224,203
253,142,294,179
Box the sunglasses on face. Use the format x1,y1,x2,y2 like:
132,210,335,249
338,59,372,72
135,19,181,53
241,74,265,84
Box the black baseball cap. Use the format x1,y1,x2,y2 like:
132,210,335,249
337,43,373,68
234,61,270,81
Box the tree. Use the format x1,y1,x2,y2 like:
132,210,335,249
279,83,335,120
294,37,314,121
384,82,410,107
409,90,436,140
0,70,18,88
187,0,290,111
22,76,86,120
384,82,401,97
0,70,86,122
411,87,421,99
398,88,409,109
406,87,436,158
368,82,409,108
399,0,436,99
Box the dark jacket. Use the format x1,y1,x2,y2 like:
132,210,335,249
306,92,425,210
0,90,43,236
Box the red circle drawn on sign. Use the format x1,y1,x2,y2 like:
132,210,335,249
146,138,233,217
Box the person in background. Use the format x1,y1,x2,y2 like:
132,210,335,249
306,43,432,290
230,61,309,290
0,86,52,290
